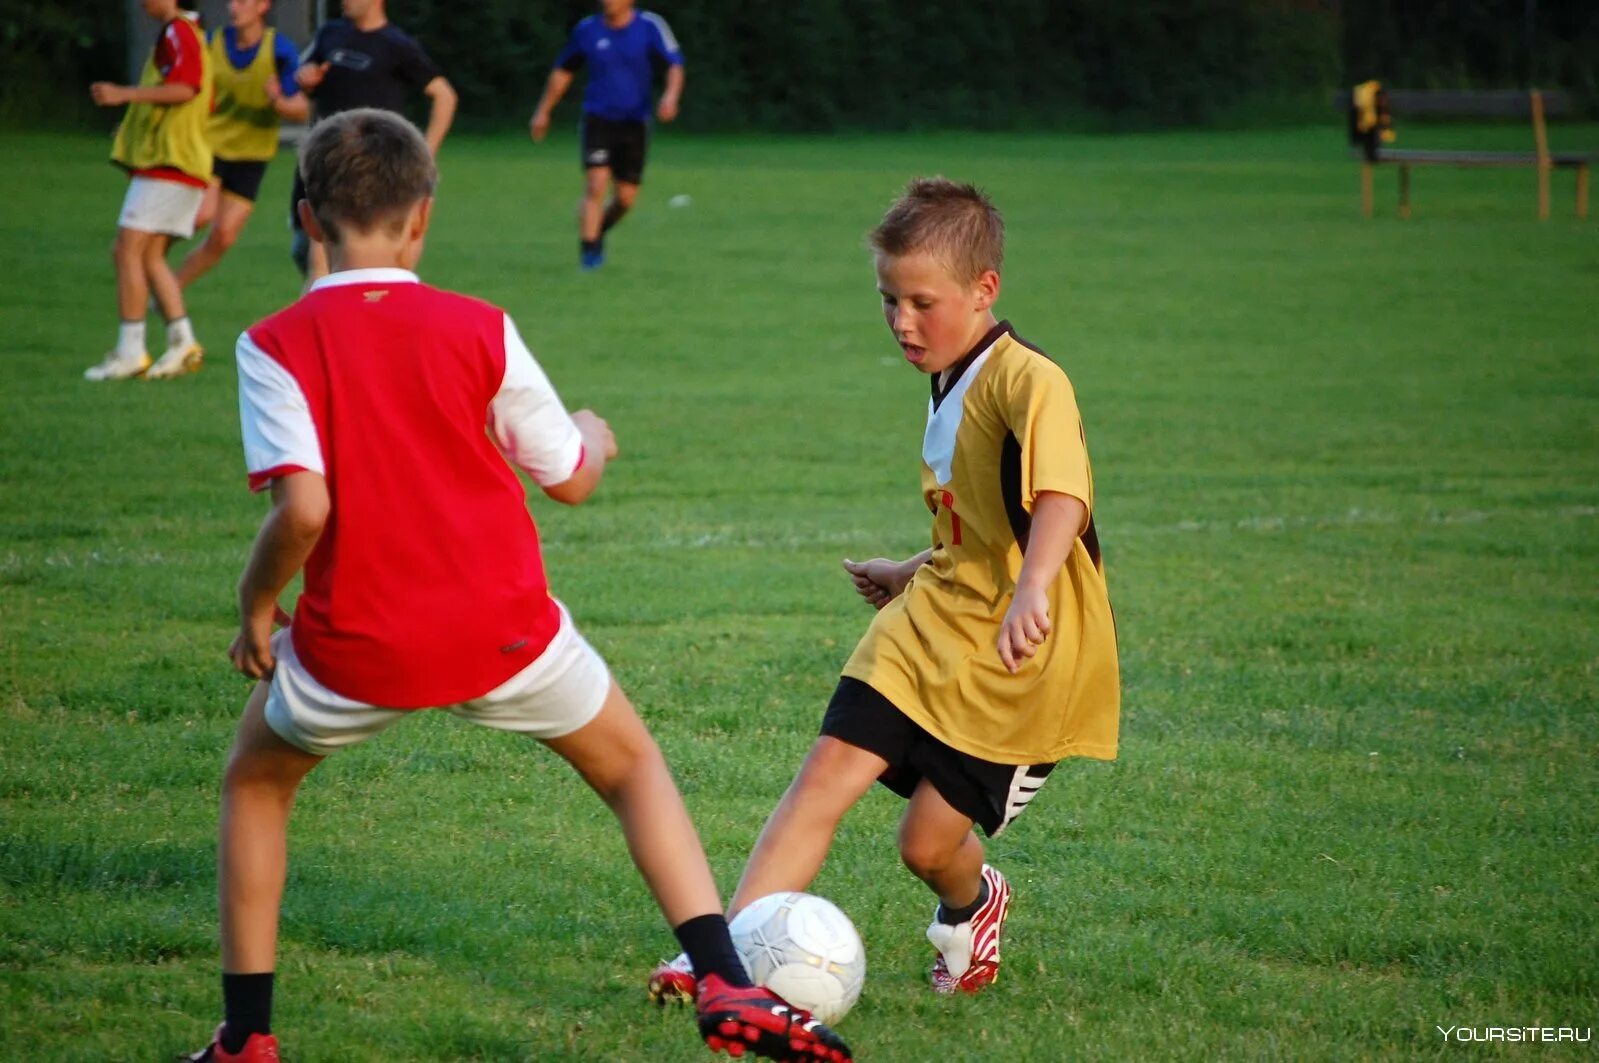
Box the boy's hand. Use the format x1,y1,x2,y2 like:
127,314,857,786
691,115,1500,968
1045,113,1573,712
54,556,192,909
843,557,910,610
656,97,679,123
529,110,551,143
572,409,618,460
229,613,278,680
296,62,329,93
89,82,129,107
997,583,1051,674
264,75,282,103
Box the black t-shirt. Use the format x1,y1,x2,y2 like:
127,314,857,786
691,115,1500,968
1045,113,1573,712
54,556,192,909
303,19,441,119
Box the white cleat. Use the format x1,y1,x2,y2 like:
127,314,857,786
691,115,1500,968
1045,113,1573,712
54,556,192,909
145,342,204,380
84,350,152,381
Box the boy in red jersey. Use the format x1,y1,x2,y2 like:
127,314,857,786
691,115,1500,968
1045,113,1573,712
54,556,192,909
185,108,851,1063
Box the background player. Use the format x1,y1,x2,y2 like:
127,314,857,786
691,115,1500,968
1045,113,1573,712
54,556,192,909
85,0,211,382
184,109,850,1063
529,0,684,270
175,0,308,289
652,178,1120,1001
289,0,456,280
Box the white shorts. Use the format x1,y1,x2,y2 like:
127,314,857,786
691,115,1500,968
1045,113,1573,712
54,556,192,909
118,176,204,238
264,602,611,757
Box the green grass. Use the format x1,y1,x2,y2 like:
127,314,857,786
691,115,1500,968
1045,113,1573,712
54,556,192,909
2,124,1597,1060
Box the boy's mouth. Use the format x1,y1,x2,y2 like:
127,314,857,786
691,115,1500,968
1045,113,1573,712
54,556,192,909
900,342,926,364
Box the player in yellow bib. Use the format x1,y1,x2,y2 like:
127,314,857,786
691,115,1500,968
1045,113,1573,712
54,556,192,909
651,178,1119,1003
85,0,213,381
176,0,308,289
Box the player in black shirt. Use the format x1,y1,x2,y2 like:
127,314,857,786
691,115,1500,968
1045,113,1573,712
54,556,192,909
289,0,456,279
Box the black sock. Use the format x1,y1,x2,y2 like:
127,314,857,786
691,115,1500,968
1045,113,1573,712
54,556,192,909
936,878,990,926
600,202,628,234
673,913,752,988
581,238,602,255
220,972,274,1052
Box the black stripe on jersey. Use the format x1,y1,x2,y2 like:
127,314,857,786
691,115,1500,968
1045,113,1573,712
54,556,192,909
931,319,1011,412
1001,431,1030,551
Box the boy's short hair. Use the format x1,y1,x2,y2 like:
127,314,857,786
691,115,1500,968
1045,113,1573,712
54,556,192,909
298,108,437,243
869,177,1004,284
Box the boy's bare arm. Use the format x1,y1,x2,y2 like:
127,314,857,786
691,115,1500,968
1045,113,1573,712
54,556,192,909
89,82,198,107
421,76,457,156
264,75,310,123
998,490,1087,674
529,69,574,142
541,410,616,506
842,548,933,610
230,472,330,679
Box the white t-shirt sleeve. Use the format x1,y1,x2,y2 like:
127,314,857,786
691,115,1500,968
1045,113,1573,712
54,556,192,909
237,330,324,492
488,314,584,486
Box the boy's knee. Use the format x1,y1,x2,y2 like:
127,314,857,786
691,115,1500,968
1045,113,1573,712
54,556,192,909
897,827,958,880
113,230,143,263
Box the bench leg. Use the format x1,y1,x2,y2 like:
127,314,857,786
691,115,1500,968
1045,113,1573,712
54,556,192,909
1398,164,1411,219
1578,165,1590,220
1361,162,1373,218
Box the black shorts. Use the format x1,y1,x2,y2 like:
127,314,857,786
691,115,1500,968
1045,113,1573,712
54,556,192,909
580,115,649,184
820,677,1056,837
213,158,268,203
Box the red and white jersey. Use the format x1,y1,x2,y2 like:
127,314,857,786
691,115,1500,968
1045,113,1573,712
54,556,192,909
238,268,584,708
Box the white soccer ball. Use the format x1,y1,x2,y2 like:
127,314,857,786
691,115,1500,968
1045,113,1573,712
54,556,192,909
729,892,866,1025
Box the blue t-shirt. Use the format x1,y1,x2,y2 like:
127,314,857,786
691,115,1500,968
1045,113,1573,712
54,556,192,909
215,25,302,97
555,11,683,123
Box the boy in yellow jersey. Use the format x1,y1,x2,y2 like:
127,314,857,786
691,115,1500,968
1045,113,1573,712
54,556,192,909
86,0,213,382
652,178,1118,999
176,0,309,289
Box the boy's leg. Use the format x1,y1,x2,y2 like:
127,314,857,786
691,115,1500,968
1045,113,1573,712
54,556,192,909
145,232,186,326
578,166,610,268
540,679,724,925
212,682,322,1054
145,231,205,379
654,735,886,1001
542,681,853,1061
901,779,1011,995
179,192,252,288
727,736,888,915
601,180,639,235
86,227,155,380
898,777,984,909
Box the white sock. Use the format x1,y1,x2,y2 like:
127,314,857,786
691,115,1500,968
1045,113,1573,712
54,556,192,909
166,316,196,349
117,321,146,359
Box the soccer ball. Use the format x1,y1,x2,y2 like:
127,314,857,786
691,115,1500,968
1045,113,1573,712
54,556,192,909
729,892,866,1025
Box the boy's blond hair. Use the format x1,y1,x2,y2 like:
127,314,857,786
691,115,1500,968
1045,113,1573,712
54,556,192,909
868,177,1004,284
298,108,437,243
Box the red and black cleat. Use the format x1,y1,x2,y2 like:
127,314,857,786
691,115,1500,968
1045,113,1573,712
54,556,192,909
695,974,854,1062
181,1026,280,1062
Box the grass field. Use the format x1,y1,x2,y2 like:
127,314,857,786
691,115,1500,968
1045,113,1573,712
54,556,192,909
1,123,1596,1061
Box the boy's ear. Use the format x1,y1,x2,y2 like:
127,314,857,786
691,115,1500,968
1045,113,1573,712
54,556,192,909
411,196,434,240
974,268,1001,311
296,199,327,244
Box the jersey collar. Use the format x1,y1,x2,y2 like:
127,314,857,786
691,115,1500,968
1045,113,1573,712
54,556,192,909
310,267,420,291
931,319,1010,411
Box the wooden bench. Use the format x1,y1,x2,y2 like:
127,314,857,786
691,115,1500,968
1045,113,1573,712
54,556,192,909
1347,86,1592,219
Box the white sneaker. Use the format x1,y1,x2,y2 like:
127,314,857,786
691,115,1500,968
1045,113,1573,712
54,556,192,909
145,341,204,380
927,863,1011,994
84,350,151,381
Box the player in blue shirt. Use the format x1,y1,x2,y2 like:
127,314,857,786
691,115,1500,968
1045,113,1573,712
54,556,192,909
529,0,684,270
